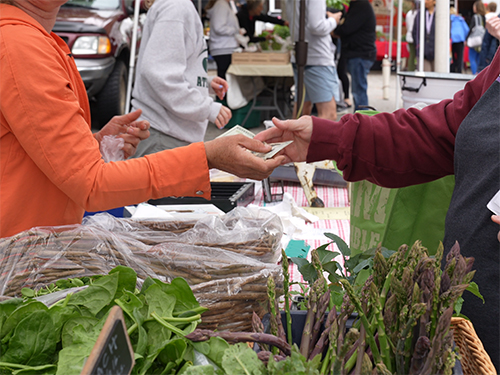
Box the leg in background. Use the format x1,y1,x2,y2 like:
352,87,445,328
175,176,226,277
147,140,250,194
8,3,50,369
316,98,338,121
213,54,232,80
407,42,416,71
347,57,373,111
337,54,351,105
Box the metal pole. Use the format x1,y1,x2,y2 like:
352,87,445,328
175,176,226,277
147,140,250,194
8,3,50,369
396,0,403,109
388,0,394,62
125,0,141,113
418,0,425,71
295,0,308,115
434,0,450,72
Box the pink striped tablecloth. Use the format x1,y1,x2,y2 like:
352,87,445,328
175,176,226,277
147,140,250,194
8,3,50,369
251,181,351,289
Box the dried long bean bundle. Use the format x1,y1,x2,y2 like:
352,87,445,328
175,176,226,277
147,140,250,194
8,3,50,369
0,216,284,332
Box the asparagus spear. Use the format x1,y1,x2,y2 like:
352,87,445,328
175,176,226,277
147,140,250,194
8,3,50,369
185,329,292,356
281,249,293,346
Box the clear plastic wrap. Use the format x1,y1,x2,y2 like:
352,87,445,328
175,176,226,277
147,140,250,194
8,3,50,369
0,214,283,332
83,206,283,263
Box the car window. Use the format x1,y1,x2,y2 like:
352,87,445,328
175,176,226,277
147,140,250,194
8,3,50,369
63,0,120,10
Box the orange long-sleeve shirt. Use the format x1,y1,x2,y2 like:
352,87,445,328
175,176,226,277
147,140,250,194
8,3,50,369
0,4,211,238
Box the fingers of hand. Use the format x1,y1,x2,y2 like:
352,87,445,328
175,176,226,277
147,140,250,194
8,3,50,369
127,125,150,140
253,127,284,143
239,137,272,153
215,118,224,129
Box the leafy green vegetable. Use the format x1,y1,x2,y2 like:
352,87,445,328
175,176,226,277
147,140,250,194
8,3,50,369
273,25,290,40
221,343,266,375
1,310,57,366
0,267,212,375
326,0,349,11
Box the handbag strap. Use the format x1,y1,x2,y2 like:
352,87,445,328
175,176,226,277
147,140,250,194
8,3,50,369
475,14,484,27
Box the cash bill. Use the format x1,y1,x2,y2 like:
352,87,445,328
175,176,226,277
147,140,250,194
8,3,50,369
216,125,255,139
251,141,293,160
216,124,293,160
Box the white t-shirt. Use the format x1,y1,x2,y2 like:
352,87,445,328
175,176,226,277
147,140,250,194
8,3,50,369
406,9,417,44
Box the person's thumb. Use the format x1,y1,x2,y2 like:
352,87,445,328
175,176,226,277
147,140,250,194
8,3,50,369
117,109,142,124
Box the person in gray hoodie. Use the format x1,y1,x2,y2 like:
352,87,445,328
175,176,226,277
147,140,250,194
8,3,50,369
206,0,240,79
131,0,231,156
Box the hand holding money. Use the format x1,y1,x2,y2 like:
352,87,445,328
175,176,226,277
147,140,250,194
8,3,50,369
205,133,286,180
217,125,294,160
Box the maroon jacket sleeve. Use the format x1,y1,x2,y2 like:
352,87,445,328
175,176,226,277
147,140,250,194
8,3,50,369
307,50,500,188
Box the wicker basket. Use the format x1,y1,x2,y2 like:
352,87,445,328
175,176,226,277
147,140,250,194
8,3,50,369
450,317,496,375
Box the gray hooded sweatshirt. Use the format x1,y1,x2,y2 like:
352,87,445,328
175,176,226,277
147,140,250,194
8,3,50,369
131,0,221,143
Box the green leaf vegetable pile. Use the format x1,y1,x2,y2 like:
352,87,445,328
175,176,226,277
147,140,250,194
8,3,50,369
258,26,290,51
0,266,213,375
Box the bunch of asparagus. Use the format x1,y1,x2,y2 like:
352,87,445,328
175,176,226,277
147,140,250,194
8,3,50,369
285,241,474,374
187,241,475,374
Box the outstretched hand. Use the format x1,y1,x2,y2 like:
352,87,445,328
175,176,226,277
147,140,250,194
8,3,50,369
95,109,150,159
204,135,285,180
253,116,313,164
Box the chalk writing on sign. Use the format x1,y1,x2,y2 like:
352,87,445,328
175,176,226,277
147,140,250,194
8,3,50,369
80,306,134,375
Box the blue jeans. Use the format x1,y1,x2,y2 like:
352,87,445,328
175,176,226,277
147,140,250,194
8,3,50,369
468,47,480,74
347,57,374,111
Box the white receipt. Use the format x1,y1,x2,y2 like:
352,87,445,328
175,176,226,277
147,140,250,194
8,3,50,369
487,189,500,215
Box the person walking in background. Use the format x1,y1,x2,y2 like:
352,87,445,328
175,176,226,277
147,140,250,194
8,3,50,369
206,0,240,79
485,2,497,22
237,0,288,44
412,0,436,71
450,7,469,73
405,0,417,71
287,0,342,121
334,0,377,111
467,0,486,74
479,12,500,72
131,0,232,156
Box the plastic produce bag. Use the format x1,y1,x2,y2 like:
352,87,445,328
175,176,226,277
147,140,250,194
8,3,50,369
83,207,283,263
0,216,283,332
100,134,124,162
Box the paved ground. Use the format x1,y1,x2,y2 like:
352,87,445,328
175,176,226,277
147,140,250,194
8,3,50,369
204,69,400,141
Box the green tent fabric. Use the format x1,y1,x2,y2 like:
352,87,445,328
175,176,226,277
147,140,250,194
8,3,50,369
348,111,455,255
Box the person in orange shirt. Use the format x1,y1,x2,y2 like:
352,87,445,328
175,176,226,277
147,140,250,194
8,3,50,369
0,0,284,238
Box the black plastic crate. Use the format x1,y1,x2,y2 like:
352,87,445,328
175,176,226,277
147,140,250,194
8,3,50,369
148,182,255,213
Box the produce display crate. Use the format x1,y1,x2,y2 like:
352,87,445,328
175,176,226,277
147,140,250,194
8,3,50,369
450,317,496,375
231,51,290,65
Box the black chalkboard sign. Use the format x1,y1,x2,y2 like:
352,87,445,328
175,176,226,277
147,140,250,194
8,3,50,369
80,306,135,375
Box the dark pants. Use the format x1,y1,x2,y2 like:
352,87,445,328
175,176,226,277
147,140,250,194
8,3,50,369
451,42,464,73
213,54,232,80
337,53,350,100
